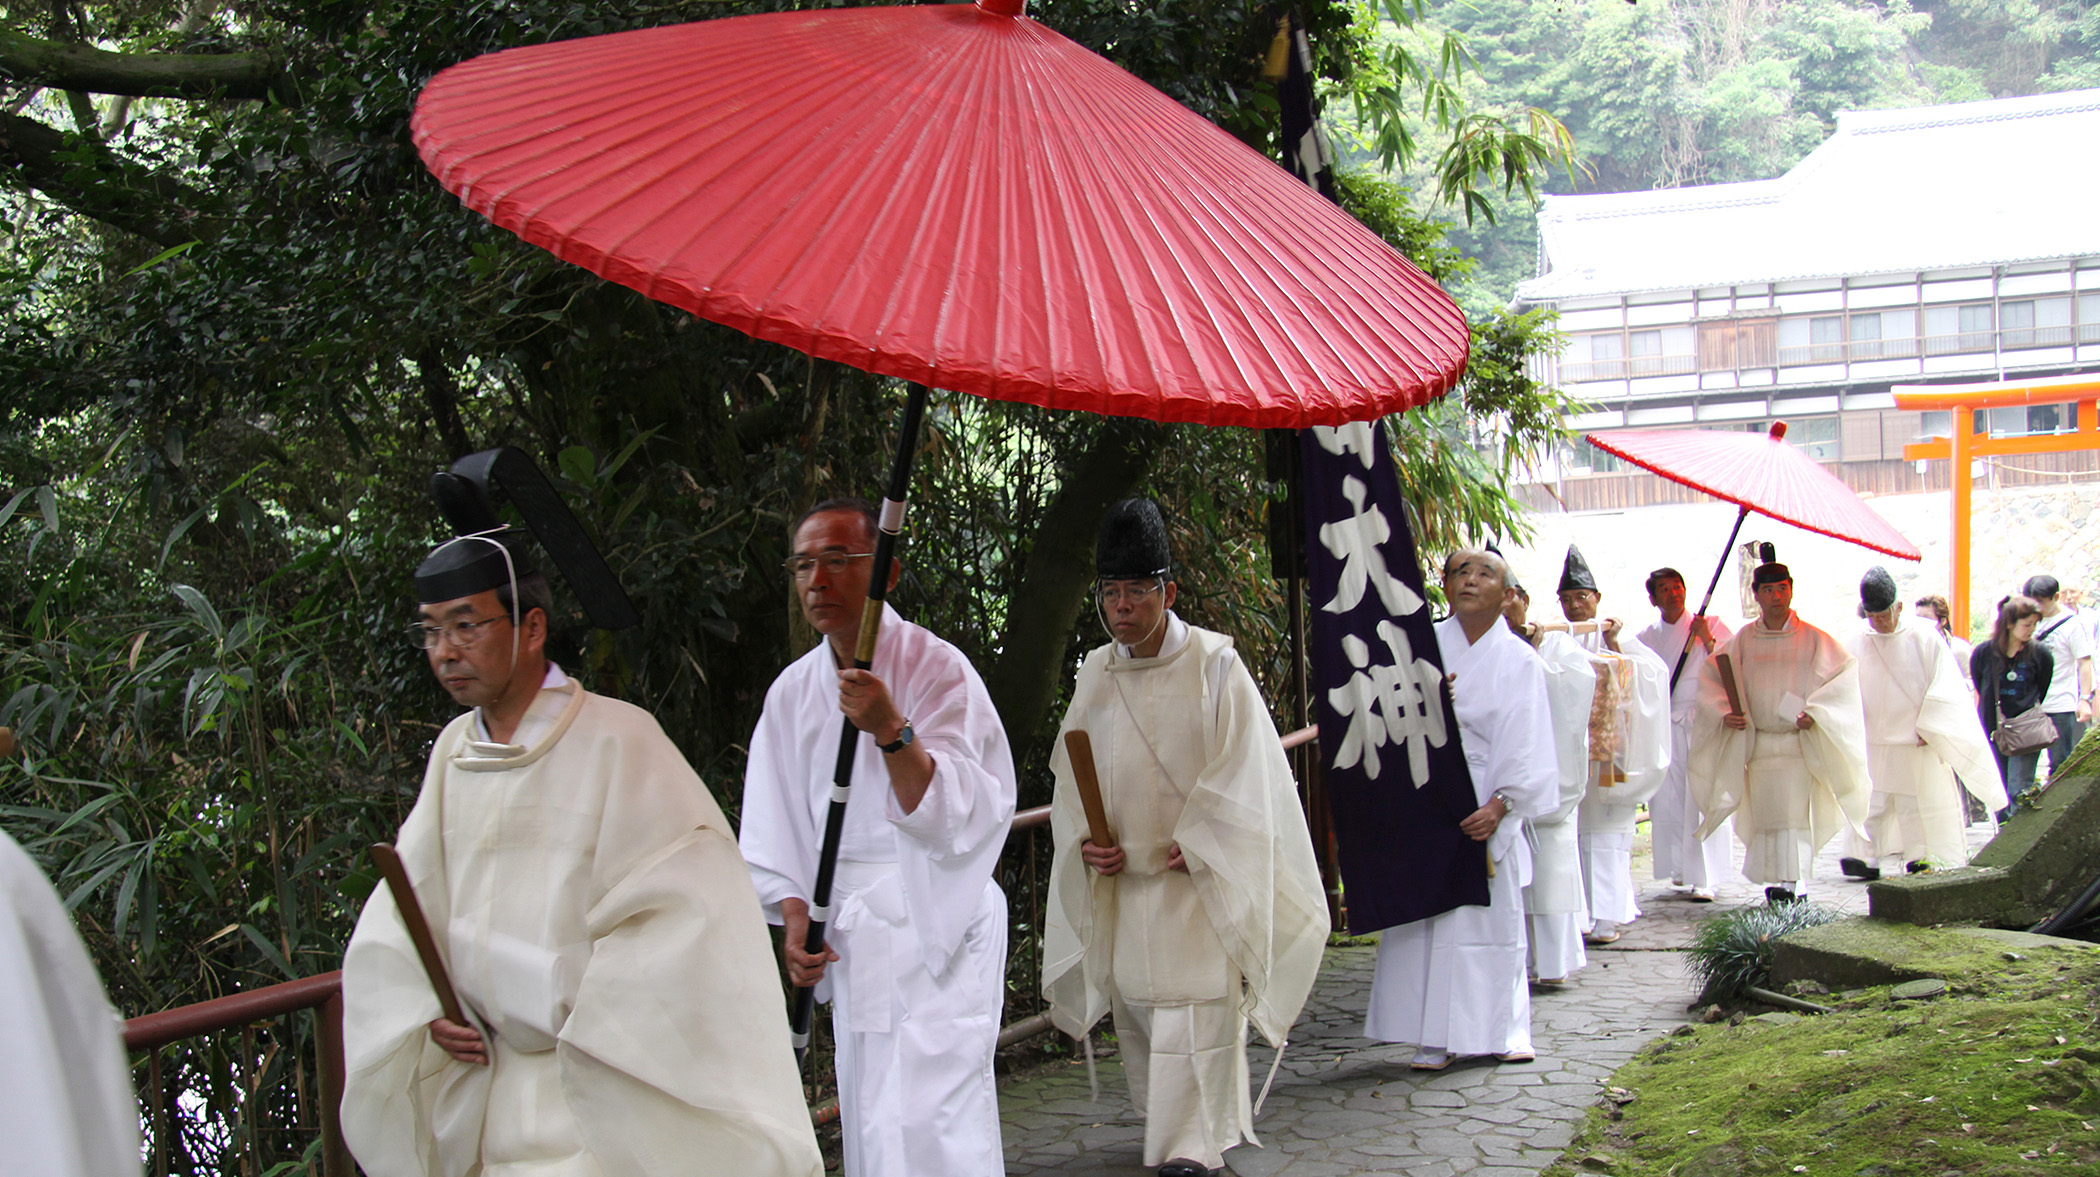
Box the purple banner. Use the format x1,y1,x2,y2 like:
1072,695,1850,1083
1301,422,1486,934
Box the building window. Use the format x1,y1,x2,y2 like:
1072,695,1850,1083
1810,316,1845,362
1919,411,1952,439
2001,300,2036,348
1629,329,1663,374
2082,294,2100,344
1698,318,1777,370
1958,304,1995,352
1570,436,1623,474
1850,311,1883,359
1591,333,1624,361
1796,417,1840,461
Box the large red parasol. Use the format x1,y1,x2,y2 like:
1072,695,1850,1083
410,0,1469,428
412,0,1468,1061
1585,422,1920,686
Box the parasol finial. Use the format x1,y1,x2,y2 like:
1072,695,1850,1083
976,0,1025,16
1769,420,1788,441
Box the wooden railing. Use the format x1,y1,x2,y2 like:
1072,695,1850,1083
121,722,1323,1172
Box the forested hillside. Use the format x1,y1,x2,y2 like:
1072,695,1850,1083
1396,0,2100,308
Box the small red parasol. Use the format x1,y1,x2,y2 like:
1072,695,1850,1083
1584,422,1920,686
410,0,1469,428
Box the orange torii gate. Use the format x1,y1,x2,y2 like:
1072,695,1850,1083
1896,373,2100,629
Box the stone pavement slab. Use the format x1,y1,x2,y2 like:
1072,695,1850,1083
998,817,1999,1175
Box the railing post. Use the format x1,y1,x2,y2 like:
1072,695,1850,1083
318,992,352,1177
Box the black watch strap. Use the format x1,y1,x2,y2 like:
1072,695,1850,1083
879,721,915,755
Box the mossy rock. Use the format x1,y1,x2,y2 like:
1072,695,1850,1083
1769,917,2096,991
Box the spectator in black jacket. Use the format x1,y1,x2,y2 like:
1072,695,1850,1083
1971,594,2053,816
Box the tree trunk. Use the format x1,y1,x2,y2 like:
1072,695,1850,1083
982,415,1163,751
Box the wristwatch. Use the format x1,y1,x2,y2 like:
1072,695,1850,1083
1492,791,1511,813
879,720,915,755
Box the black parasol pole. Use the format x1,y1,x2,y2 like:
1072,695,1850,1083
790,383,930,1061
1670,503,1752,692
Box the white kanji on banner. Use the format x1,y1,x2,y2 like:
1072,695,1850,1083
1316,475,1425,618
1325,619,1448,786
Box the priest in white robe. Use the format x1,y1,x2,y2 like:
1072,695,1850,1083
1635,567,1735,900
1364,549,1556,1069
1690,555,1871,904
740,499,1017,1177
1042,500,1327,1177
343,532,821,1177
0,827,140,1177
1502,582,1595,985
1839,567,2005,877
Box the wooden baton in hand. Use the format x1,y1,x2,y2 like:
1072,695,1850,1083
1063,730,1116,849
1713,652,1745,720
369,843,468,1026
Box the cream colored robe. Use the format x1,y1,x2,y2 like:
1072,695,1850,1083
0,830,139,1177
1572,635,1670,927
1845,620,2005,866
1690,613,1871,885
1042,617,1326,1168
1522,628,1595,978
342,673,820,1177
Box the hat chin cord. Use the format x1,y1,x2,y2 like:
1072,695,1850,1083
1095,579,1167,654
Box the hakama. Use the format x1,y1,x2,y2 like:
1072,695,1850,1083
1638,613,1736,890
1363,618,1556,1057
1521,628,1596,980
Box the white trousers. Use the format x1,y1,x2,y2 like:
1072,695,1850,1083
479,1039,598,1176
1577,829,1641,928
1652,719,1733,888
830,868,1007,1177
1111,994,1253,1168
1842,744,1971,868
1364,853,1532,1057
1527,912,1588,981
1739,735,1815,885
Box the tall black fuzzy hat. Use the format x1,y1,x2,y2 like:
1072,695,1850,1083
413,447,639,630
1859,566,1898,613
1097,498,1172,580
1751,541,1790,588
1557,545,1598,594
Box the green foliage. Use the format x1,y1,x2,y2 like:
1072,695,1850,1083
1547,945,2100,1176
1685,901,1846,1002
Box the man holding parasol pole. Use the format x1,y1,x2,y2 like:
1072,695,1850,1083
739,497,1017,1177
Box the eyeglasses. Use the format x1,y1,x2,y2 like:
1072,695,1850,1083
1096,579,1164,607
409,614,511,651
784,551,875,582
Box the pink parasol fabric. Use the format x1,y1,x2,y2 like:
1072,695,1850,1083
410,0,1468,428
1585,423,1921,560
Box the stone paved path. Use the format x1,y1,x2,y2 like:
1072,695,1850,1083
998,818,1994,1175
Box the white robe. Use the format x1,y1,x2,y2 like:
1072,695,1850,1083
1572,633,1671,928
1042,616,1326,1169
1364,618,1556,1056
341,669,821,1177
1637,612,1736,889
1521,628,1595,980
1843,620,2006,867
1690,613,1872,885
739,606,1016,1177
0,829,139,1177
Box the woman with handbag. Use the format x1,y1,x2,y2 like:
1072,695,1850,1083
1970,595,2055,817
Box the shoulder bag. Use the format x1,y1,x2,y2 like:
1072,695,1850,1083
1988,650,2056,756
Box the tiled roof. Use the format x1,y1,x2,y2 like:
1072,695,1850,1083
1513,90,2100,303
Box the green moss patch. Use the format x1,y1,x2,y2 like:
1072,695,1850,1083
1545,948,2100,1176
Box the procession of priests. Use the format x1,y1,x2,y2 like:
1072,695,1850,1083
1042,500,1327,1177
1838,567,2005,878
340,518,822,1177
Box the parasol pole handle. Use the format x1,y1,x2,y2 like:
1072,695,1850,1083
1670,504,1752,692
791,383,930,1064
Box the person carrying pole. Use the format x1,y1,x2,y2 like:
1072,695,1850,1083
340,451,819,1177
1635,566,1734,901
1041,499,1326,1177
739,497,1017,1177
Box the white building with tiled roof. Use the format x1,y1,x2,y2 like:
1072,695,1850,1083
1513,90,2100,510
